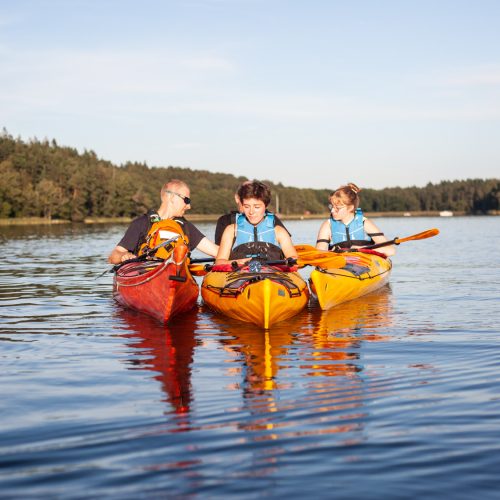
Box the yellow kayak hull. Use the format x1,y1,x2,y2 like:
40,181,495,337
310,252,392,310
201,268,309,329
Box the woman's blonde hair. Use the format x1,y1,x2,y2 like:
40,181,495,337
330,182,362,209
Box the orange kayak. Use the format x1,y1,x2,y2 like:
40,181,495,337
113,259,199,323
310,250,392,310
201,263,309,329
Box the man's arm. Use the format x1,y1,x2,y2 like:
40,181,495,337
108,245,136,264
195,237,219,257
108,216,146,264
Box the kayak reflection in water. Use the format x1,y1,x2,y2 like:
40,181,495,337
315,182,396,257
214,289,393,430
117,308,198,425
307,286,393,376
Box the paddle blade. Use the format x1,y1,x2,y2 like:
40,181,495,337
295,244,318,254
295,247,347,269
297,254,347,269
295,243,374,268
189,263,210,276
395,228,439,244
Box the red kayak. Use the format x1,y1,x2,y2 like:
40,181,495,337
113,249,199,324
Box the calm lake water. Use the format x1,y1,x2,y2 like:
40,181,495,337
1,217,500,499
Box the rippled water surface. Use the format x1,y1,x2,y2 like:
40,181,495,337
1,217,500,498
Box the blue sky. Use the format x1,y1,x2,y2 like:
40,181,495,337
1,0,499,189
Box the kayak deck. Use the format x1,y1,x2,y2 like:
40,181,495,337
201,265,309,329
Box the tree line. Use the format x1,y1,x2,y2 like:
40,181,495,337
1,130,499,221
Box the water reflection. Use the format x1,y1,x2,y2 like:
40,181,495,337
216,287,394,387
116,307,199,420
295,287,394,442
314,285,392,332
211,312,303,393
306,285,393,372
209,287,394,439
3,221,499,497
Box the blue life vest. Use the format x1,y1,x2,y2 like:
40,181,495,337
329,208,371,248
234,213,277,246
230,213,282,260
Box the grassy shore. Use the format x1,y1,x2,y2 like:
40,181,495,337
3,210,497,226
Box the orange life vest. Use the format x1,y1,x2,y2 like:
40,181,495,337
138,218,189,260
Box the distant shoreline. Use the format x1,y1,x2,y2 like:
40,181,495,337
1,210,499,226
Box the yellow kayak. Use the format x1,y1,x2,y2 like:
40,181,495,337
310,250,392,310
201,262,309,329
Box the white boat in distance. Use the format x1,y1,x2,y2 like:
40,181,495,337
439,210,453,217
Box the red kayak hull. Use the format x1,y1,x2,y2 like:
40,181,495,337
113,260,199,323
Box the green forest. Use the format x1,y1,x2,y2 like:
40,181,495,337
1,130,499,221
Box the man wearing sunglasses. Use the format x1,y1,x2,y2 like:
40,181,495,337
108,179,218,264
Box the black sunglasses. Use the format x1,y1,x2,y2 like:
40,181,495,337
165,190,191,205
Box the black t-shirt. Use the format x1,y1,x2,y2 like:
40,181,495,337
118,215,205,253
214,211,290,245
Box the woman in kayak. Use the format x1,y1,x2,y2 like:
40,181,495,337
108,179,218,264
214,181,289,245
315,183,395,257
216,180,298,266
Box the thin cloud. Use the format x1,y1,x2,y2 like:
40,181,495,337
422,64,500,87
0,47,234,96
147,94,500,122
0,46,236,122
2,46,499,123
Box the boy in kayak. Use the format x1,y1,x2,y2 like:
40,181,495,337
315,182,395,257
108,179,218,264
214,181,289,245
215,180,298,266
